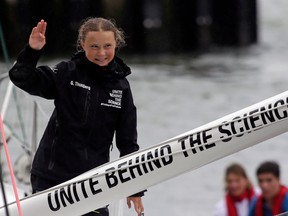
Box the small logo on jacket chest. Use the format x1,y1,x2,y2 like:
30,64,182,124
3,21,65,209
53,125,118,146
70,81,91,91
101,90,122,109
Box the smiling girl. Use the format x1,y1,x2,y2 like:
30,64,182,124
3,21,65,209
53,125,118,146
9,17,145,216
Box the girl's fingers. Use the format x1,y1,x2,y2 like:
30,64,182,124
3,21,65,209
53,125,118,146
41,22,47,35
31,27,38,35
35,20,47,35
39,20,47,35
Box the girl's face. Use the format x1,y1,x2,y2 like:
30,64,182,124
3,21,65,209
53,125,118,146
226,173,248,197
81,31,116,66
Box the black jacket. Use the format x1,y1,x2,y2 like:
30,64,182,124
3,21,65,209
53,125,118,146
9,45,139,183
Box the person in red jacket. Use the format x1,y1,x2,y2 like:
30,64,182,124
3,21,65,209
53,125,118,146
249,161,288,216
9,18,145,216
214,163,256,216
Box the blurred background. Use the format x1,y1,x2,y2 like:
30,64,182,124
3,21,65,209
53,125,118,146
1,0,288,215
0,0,257,56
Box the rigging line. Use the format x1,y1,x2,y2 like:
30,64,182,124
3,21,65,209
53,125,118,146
1,90,48,155
0,114,23,216
16,88,50,119
0,82,13,120
0,73,8,82
0,20,28,149
0,164,10,216
0,162,10,216
0,21,10,68
0,77,31,159
0,22,10,215
12,90,28,145
2,121,32,154
35,100,49,120
0,20,13,118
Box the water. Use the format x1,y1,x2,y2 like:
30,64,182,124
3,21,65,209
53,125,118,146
1,0,288,215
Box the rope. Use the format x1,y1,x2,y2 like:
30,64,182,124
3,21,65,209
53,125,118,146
0,114,23,216
0,73,8,83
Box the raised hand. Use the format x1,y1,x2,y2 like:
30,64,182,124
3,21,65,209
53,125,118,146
29,19,47,50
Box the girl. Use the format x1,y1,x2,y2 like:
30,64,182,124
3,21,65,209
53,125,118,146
9,17,145,216
214,163,256,216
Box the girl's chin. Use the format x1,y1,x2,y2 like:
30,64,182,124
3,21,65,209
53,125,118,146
96,62,108,66
94,58,112,66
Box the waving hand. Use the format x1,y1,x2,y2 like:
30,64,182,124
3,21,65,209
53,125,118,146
29,19,47,50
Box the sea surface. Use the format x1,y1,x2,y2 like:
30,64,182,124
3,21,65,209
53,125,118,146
1,0,288,215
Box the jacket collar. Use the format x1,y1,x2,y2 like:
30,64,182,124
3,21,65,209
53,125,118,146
71,51,131,79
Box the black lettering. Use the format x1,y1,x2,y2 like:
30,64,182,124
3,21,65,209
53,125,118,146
72,183,80,202
118,162,131,183
160,145,173,165
219,121,232,142
146,150,161,171
231,116,240,135
78,180,88,198
260,104,275,124
105,167,118,188
59,185,74,207
179,136,189,157
274,100,288,119
141,154,149,174
249,109,262,129
89,177,102,195
189,133,200,153
243,113,250,131
232,116,245,138
128,158,143,179
48,191,60,211
202,129,216,149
